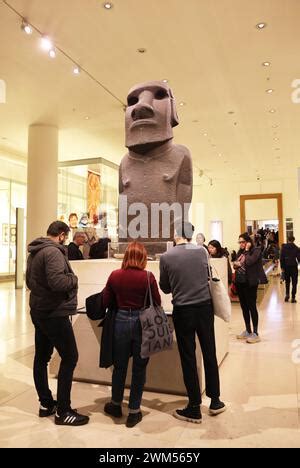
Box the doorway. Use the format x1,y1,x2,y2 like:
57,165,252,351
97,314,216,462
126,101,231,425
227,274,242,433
240,193,283,245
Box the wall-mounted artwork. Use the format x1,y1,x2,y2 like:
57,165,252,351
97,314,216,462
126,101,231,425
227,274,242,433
87,171,101,219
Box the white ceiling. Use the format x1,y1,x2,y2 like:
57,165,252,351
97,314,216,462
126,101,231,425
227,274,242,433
0,0,300,183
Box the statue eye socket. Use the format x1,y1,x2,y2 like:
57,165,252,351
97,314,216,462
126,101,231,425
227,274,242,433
155,89,168,100
127,96,138,106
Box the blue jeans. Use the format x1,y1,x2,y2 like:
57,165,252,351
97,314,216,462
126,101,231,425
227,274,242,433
112,309,149,411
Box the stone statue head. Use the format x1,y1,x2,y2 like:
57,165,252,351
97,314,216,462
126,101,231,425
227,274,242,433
125,80,179,153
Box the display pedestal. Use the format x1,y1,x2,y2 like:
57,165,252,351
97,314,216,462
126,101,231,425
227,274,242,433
50,257,229,395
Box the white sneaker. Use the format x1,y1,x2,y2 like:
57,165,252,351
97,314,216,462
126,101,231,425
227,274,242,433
246,333,261,344
236,330,251,340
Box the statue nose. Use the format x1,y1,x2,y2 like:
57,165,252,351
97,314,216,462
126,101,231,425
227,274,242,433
131,104,154,121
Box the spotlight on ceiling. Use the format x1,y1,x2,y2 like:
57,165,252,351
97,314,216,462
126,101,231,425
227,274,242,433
103,2,113,9
256,22,267,29
73,66,81,75
49,48,56,59
40,36,53,52
262,61,271,66
21,20,32,35
266,89,274,94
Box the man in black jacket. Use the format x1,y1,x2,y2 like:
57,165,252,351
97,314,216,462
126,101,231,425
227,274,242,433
67,231,86,260
26,221,89,426
280,235,300,303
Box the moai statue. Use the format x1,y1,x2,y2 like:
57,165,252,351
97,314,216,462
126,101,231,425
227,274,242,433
119,81,193,245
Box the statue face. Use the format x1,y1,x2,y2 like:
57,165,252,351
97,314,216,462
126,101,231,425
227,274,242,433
125,81,178,152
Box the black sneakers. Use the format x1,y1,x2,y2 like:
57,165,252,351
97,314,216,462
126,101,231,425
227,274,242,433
209,399,226,416
291,297,297,303
126,411,143,428
39,400,57,418
55,409,89,426
104,402,123,418
173,405,202,424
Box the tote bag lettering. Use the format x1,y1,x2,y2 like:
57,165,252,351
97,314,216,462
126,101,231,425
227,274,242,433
140,272,173,359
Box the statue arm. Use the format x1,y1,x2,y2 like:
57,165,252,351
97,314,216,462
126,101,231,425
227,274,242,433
177,149,193,205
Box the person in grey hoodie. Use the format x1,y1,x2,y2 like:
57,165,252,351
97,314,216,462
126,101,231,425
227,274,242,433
159,221,226,424
26,221,89,426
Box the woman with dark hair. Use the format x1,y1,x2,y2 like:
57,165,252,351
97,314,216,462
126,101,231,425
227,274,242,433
233,232,267,344
208,240,233,284
102,242,161,428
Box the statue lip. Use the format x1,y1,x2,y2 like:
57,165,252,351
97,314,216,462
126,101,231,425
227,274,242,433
130,118,156,128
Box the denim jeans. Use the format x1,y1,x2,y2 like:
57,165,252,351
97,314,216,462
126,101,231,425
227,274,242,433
112,309,149,412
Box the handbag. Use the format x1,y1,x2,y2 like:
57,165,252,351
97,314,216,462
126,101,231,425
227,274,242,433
208,259,231,323
139,271,174,359
85,290,106,321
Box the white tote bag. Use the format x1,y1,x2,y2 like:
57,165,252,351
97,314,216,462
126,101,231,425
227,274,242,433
207,258,231,323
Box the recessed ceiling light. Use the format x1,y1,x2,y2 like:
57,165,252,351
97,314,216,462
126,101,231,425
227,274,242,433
162,79,169,83
103,2,113,9
73,66,81,75
203,133,208,136
40,36,53,51
218,153,222,157
21,20,32,35
85,116,90,120
266,89,274,93
179,102,186,106
256,22,267,29
262,61,271,66
269,109,276,113
49,48,56,59
274,137,279,141
137,48,146,53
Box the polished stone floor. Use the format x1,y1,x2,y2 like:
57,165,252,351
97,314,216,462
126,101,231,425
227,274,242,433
0,278,299,448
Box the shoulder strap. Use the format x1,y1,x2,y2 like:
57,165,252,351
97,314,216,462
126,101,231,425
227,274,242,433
143,271,154,308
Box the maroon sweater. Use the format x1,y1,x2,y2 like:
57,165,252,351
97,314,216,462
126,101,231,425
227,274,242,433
103,268,161,310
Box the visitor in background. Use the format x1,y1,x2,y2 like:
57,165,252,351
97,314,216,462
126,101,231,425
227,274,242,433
233,232,267,344
280,235,300,303
26,221,89,426
89,237,111,259
103,242,161,428
160,222,226,424
67,232,86,261
208,240,232,284
196,232,208,250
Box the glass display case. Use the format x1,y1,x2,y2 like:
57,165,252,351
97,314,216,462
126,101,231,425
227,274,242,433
58,157,119,241
108,241,174,261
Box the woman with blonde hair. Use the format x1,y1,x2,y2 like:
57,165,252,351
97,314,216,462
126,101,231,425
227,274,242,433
103,242,161,427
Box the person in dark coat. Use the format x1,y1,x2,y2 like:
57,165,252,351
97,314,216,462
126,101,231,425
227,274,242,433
233,232,267,344
280,235,300,302
26,221,89,426
89,237,111,259
67,231,86,260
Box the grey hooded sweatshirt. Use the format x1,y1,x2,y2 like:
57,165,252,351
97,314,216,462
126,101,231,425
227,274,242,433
26,238,78,319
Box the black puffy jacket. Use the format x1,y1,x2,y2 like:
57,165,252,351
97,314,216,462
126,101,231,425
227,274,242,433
26,238,78,318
